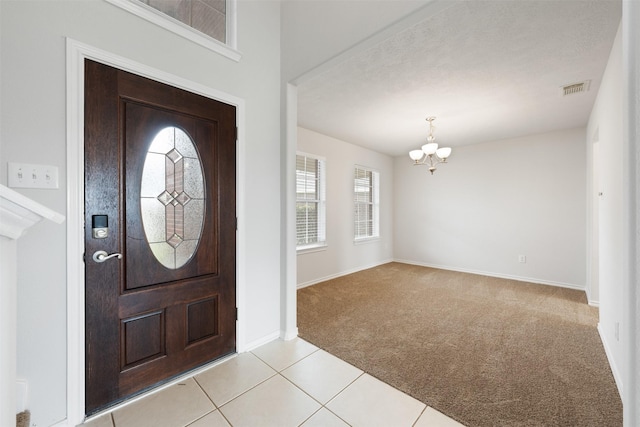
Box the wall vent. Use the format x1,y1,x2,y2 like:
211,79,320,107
561,80,591,96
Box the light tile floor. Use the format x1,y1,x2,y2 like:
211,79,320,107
80,338,465,427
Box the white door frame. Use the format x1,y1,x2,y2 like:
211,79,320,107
623,2,640,425
65,38,247,426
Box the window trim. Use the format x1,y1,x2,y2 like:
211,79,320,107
296,152,327,252
296,243,328,255
353,164,380,242
104,0,241,62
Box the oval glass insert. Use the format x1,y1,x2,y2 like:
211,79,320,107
140,126,205,269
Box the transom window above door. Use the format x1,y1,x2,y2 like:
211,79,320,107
143,0,227,43
105,0,240,61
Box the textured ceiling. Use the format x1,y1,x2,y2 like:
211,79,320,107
296,0,622,157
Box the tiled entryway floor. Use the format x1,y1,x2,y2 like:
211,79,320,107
81,338,465,427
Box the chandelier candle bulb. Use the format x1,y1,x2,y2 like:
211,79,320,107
408,117,452,174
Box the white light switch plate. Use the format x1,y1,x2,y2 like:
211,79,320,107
8,162,59,189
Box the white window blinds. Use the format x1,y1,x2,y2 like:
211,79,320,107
296,154,326,249
354,165,380,240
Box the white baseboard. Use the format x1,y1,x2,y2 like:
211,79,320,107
393,258,585,292
242,330,281,352
585,286,600,307
597,323,624,399
296,258,394,289
281,327,299,341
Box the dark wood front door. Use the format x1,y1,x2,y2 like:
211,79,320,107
84,59,236,414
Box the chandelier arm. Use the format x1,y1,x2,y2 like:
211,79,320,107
418,154,431,166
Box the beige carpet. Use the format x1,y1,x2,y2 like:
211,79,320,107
297,262,622,426
16,411,30,427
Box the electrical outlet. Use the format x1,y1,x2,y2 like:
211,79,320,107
615,322,620,341
518,255,526,263
8,162,59,189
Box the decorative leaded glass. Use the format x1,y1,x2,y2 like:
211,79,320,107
141,127,205,269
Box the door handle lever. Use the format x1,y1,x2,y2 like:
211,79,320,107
92,250,123,263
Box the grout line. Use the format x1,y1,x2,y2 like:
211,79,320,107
216,370,279,409
192,376,219,409
295,405,353,427
324,372,365,407
214,408,235,427
320,406,353,427
280,347,321,372
297,406,324,426
412,405,428,427
279,367,364,426
85,353,239,425
279,371,324,406
250,347,320,373
95,340,442,427
278,371,356,427
184,409,217,427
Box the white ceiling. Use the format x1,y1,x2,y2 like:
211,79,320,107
295,0,622,157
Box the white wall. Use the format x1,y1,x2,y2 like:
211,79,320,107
394,128,587,289
587,24,625,396
0,1,282,425
296,127,394,287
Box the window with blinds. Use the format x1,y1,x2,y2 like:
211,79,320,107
354,165,380,241
296,153,326,250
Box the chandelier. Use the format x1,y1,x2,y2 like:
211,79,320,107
408,117,452,174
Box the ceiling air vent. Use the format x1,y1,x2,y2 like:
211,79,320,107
561,80,591,96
